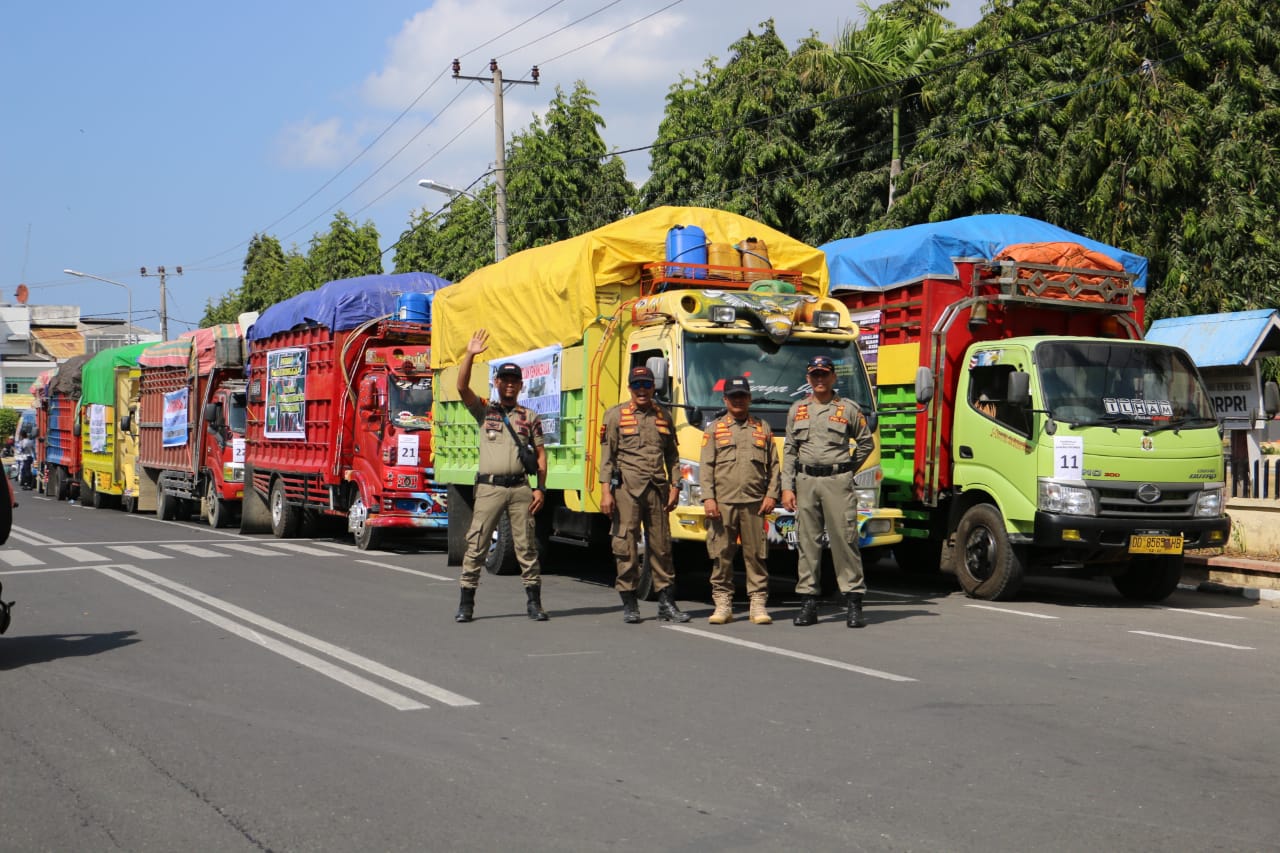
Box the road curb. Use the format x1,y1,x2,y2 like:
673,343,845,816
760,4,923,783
1184,554,1280,603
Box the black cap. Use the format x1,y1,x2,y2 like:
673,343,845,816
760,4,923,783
495,362,522,379
628,365,655,385
807,355,835,372
723,376,751,396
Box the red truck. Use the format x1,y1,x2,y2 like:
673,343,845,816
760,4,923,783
238,272,451,550
34,353,92,502
137,323,249,527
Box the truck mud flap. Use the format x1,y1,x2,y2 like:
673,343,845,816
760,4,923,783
238,464,272,534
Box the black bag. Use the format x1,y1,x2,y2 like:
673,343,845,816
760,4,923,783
502,411,538,476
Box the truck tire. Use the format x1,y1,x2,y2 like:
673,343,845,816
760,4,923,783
205,479,231,529
91,485,109,510
1112,555,1183,602
122,494,138,514
49,468,63,502
349,496,382,551
270,479,302,539
447,484,474,567
484,511,520,575
953,503,1024,600
157,490,177,521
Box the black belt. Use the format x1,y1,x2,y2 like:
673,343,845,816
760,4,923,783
799,461,855,477
476,473,528,487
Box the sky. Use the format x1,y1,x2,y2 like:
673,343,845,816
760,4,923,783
2,0,985,337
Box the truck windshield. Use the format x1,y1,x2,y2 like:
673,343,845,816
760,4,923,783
1036,341,1217,427
683,335,872,412
389,377,433,430
227,396,247,435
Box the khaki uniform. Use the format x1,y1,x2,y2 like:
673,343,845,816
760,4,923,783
459,399,544,589
782,396,874,596
699,414,780,597
598,401,678,593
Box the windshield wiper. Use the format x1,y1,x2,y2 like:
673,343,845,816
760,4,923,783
1144,417,1219,436
1064,413,1131,431
753,395,797,406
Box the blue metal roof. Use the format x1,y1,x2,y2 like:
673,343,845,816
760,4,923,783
1146,309,1280,367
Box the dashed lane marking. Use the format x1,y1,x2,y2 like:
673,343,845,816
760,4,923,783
260,541,344,557
50,546,109,563
160,544,226,559
108,545,174,560
1129,630,1254,650
215,542,291,556
1143,605,1247,620
964,604,1060,620
356,559,455,582
663,625,917,682
0,550,44,567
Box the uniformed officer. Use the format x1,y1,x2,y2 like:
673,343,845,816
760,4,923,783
781,355,875,628
454,328,549,623
599,365,690,624
700,376,780,625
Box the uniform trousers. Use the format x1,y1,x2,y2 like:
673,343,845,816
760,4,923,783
459,483,541,588
706,502,769,597
794,470,865,596
611,483,675,593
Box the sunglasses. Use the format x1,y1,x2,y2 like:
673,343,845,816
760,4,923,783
807,369,834,377
629,381,655,390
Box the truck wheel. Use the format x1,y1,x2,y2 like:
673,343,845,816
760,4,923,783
270,479,302,539
953,503,1024,601
175,498,195,522
49,468,63,502
484,512,520,575
157,490,177,521
349,496,382,551
91,486,108,510
205,480,230,529
122,494,138,514
447,485,474,567
1112,555,1183,602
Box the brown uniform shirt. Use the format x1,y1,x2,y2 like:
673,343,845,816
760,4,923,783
699,414,780,505
781,395,874,491
467,399,544,477
598,401,678,497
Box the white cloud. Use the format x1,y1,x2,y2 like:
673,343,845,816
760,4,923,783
274,116,358,169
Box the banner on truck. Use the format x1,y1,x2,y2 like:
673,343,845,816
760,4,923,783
491,345,563,445
89,404,107,453
266,347,307,439
162,388,189,447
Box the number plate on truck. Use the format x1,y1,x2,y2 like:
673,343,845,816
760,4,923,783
394,474,418,489
1128,534,1183,555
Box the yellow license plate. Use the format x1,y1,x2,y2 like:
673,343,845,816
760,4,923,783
1128,534,1183,555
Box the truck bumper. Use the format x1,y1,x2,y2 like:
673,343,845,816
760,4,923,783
369,488,448,530
1033,511,1231,555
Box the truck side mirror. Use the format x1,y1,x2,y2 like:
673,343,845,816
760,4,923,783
119,413,132,433
865,410,879,433
914,367,934,404
73,419,82,437
1265,381,1280,418
1007,371,1031,407
203,402,222,426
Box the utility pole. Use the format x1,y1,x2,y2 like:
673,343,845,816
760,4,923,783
451,59,539,260
140,265,182,341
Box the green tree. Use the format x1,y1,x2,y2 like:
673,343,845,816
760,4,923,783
308,211,383,283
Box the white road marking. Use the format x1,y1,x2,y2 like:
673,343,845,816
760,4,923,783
305,541,355,553
51,546,108,563
261,542,342,557
526,651,604,658
356,559,454,582
214,542,282,556
0,565,95,576
96,566,428,711
108,545,174,560
964,604,1060,620
9,526,60,545
1143,605,1246,620
115,564,478,707
1129,630,1254,650
161,544,226,559
0,550,44,567
663,625,916,682
870,589,925,599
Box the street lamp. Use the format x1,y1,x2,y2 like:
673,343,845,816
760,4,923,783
63,269,134,344
418,179,506,261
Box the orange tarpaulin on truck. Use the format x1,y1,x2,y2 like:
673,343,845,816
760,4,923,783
994,241,1127,302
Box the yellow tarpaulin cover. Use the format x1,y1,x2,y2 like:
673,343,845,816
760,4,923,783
431,206,829,368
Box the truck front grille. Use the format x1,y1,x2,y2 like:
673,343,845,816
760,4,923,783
1096,482,1198,519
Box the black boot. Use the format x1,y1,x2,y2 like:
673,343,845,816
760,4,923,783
845,592,866,628
526,585,549,621
656,586,692,623
793,595,819,627
455,587,476,623
619,591,642,624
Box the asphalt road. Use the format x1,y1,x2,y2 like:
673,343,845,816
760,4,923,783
2,492,1277,852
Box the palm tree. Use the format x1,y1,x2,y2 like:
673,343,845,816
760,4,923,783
795,0,957,208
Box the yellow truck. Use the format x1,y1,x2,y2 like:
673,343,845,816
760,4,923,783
431,206,902,597
79,342,160,512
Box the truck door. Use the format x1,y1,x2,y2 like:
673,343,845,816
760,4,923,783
953,345,1036,514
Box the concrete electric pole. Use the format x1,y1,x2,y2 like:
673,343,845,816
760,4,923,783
140,265,182,341
450,58,539,261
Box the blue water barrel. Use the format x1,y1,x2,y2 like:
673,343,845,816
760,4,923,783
666,225,708,279
397,291,432,323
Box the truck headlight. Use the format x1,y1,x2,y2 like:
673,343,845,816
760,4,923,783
677,459,703,505
813,311,840,329
1194,486,1223,517
1038,479,1097,515
853,464,881,510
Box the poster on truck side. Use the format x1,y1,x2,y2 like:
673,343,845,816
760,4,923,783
162,388,189,447
89,404,107,453
490,345,563,445
265,347,307,439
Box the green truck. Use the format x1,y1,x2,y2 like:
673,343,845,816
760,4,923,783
825,215,1232,601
